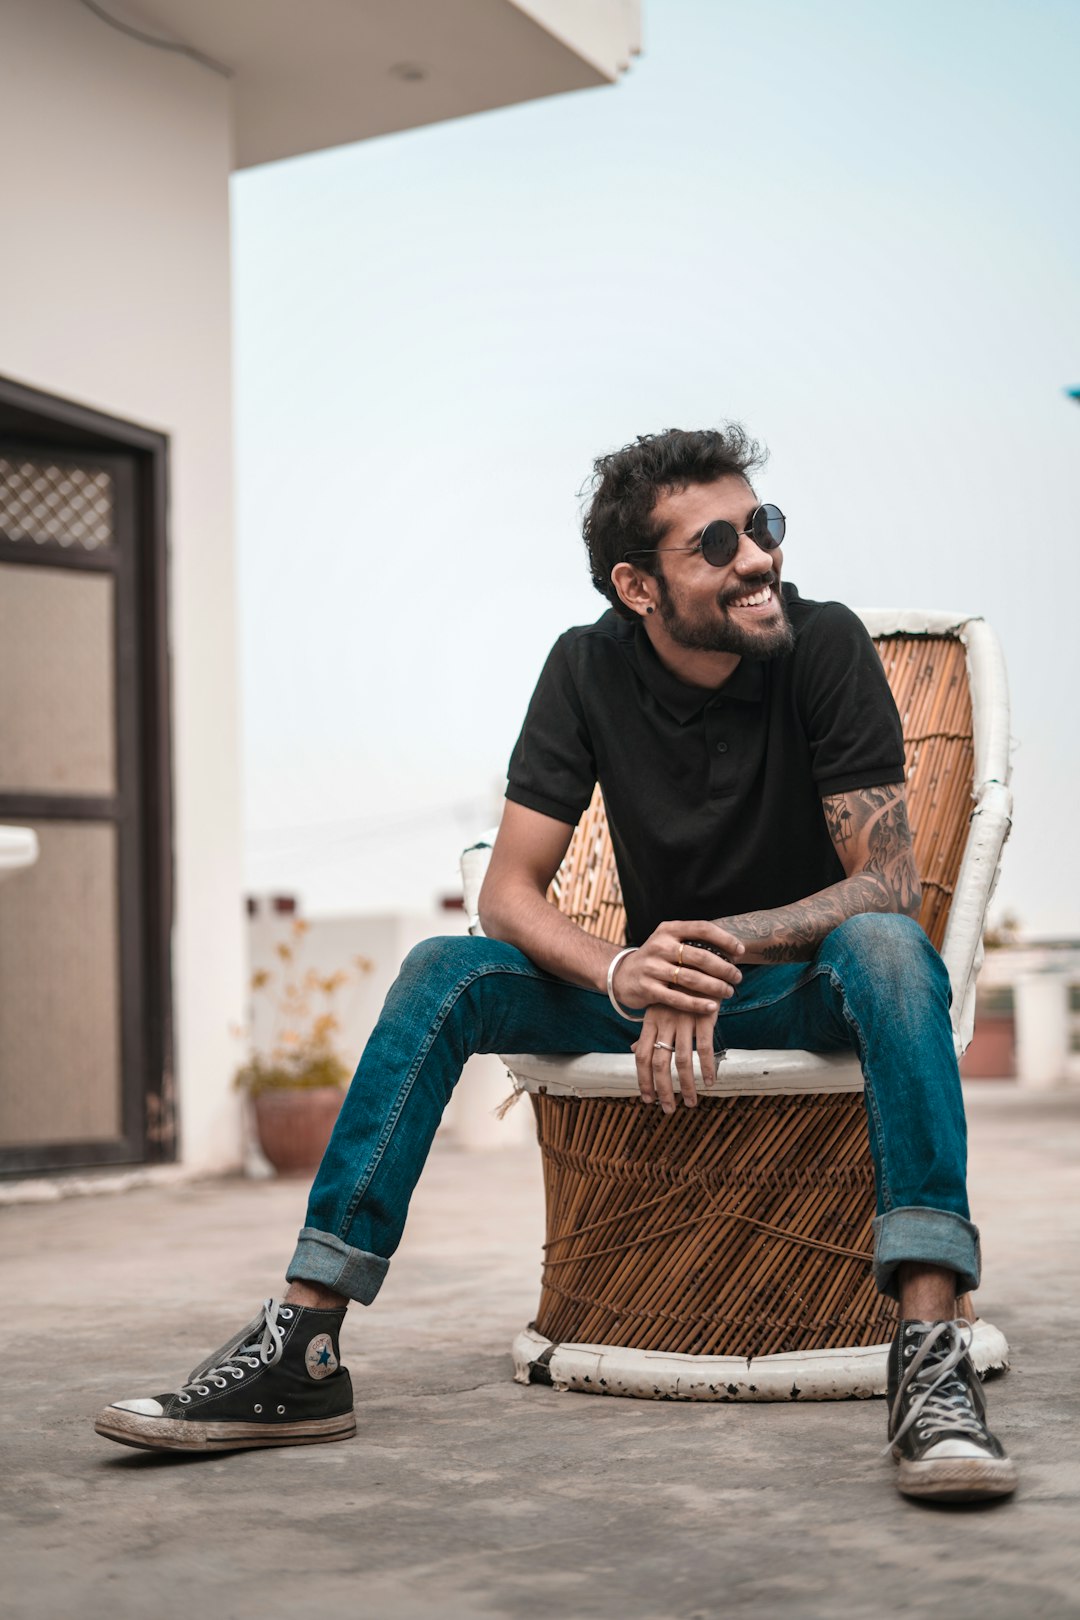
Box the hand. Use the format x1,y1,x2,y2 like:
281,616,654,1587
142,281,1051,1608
633,1004,720,1112
611,920,744,1017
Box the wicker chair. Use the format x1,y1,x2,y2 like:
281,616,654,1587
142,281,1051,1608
461,612,1013,1400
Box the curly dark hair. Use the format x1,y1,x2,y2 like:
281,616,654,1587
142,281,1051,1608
582,426,767,619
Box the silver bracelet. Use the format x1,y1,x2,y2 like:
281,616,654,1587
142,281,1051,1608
606,946,644,1022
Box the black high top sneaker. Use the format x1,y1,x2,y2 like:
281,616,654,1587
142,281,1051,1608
94,1298,356,1453
884,1319,1017,1502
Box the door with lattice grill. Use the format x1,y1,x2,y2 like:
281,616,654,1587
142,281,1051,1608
0,431,162,1174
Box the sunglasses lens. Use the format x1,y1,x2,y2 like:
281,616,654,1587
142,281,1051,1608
699,520,740,567
753,504,786,549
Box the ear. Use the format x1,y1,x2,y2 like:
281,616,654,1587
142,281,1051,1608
611,561,658,619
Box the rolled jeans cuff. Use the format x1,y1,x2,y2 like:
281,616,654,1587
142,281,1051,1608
872,1206,981,1301
286,1226,390,1305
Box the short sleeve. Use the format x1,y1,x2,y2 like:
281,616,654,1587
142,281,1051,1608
505,634,596,826
796,603,907,796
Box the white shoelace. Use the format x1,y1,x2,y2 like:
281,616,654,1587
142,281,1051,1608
180,1297,289,1396
882,1319,985,1456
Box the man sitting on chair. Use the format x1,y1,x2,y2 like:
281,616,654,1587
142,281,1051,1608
95,426,1016,1503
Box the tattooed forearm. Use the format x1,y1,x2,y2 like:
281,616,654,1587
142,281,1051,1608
714,783,921,964
716,874,894,963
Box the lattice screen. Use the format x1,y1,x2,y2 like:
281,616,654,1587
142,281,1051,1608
0,455,114,550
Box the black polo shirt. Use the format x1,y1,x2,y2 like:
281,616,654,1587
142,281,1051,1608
505,584,906,946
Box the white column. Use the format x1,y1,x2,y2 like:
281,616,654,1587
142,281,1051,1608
1014,973,1069,1089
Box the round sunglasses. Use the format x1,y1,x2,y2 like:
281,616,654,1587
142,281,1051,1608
625,503,786,569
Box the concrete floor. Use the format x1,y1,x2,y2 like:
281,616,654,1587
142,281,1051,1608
2,1085,1079,1620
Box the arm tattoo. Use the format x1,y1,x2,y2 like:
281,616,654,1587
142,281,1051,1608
822,797,853,848
864,793,921,915
823,783,920,917
717,877,894,963
714,784,921,964
823,782,897,839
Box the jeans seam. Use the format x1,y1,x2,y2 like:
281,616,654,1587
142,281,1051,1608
824,965,895,1214
337,959,554,1240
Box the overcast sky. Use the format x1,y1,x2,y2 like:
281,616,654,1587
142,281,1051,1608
232,0,1079,936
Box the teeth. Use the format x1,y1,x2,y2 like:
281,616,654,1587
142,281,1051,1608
732,586,772,609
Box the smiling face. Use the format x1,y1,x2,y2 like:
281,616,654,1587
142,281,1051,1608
647,476,794,660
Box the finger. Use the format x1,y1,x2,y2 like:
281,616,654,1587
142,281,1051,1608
635,942,738,1003
674,1022,697,1107
650,1035,677,1115
681,946,744,990
653,964,739,1000
633,1032,657,1104
649,986,724,1017
696,1014,719,1089
676,921,747,959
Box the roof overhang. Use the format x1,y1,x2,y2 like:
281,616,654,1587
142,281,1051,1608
104,0,640,169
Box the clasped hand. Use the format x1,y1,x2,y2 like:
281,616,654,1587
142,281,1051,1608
611,920,745,1114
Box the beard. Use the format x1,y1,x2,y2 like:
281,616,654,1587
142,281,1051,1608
655,570,796,659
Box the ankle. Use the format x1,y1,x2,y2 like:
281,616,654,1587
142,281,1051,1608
897,1262,956,1322
284,1280,348,1311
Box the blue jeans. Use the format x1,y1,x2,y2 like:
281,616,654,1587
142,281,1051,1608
287,913,980,1306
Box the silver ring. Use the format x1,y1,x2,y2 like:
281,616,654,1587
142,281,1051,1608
653,1040,676,1052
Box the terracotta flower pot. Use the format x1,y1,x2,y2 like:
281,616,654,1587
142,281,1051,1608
252,1086,345,1175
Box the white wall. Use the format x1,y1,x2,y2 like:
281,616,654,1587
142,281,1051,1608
0,0,245,1168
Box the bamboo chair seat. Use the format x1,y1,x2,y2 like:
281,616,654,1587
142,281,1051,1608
461,611,1013,1400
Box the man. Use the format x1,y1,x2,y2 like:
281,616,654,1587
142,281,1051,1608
95,427,1016,1503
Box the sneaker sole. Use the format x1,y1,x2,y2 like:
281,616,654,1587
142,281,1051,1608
896,1455,1018,1502
94,1406,357,1453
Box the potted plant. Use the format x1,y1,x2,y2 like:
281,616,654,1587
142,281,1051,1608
235,919,372,1174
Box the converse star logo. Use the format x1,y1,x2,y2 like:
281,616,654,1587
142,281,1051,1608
305,1333,338,1380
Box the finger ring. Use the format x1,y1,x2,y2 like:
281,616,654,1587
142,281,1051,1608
677,941,685,966
672,964,681,985
654,1040,675,1052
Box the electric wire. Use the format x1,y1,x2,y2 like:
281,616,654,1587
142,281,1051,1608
78,0,233,79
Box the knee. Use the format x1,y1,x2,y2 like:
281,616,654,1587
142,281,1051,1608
396,933,528,998
822,912,943,990
398,934,487,988
389,934,530,1046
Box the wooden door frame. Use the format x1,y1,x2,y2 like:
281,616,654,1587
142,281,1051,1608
0,374,175,1172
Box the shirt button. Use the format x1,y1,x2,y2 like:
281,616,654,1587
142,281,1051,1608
716,741,729,754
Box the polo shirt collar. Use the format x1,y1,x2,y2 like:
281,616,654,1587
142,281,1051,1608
632,622,766,721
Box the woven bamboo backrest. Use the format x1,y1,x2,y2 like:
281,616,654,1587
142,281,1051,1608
546,634,974,954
